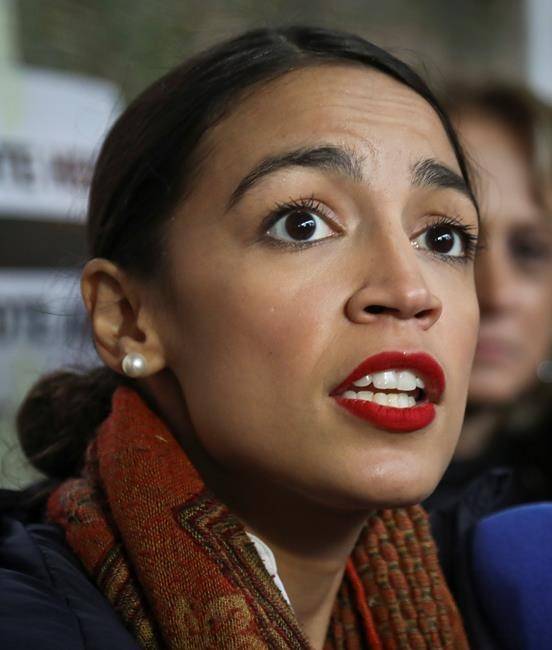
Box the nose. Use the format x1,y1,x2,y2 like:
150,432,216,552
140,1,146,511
345,239,442,330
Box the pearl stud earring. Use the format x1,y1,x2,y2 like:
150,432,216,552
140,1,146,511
122,352,148,377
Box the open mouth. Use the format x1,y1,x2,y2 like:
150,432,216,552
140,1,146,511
331,352,445,433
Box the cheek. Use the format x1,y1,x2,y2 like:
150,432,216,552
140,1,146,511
516,290,552,392
494,275,552,392
436,275,480,392
166,256,341,453
178,272,335,379
517,282,552,352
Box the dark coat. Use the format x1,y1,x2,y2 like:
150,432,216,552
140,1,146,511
0,475,528,650
430,468,519,650
0,489,139,649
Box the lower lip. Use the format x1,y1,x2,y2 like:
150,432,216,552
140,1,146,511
333,397,436,432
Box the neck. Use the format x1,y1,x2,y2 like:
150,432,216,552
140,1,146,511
454,404,501,460
185,435,368,649
222,477,368,649
269,541,346,649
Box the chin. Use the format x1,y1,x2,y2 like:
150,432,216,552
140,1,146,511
469,366,537,407
469,379,525,407
359,443,454,509
314,460,445,512
365,477,440,509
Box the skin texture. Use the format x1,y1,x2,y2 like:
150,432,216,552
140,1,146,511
82,64,480,648
459,113,552,406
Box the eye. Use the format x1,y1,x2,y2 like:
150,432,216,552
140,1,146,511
509,231,552,266
265,202,336,245
413,220,475,259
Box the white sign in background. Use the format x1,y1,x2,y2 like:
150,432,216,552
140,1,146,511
0,66,121,221
0,58,120,485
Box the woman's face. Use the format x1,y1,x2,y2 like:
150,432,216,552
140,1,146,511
153,65,479,510
458,112,552,406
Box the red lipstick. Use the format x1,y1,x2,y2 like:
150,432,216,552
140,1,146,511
331,351,445,433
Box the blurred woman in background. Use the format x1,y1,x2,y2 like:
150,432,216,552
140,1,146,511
427,85,552,511
426,85,552,650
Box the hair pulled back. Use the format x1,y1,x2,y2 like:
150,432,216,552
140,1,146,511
16,25,477,483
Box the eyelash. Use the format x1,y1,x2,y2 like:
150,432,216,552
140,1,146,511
259,197,339,250
260,196,480,262
418,215,480,265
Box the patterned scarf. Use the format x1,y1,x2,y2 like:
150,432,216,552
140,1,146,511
48,387,468,649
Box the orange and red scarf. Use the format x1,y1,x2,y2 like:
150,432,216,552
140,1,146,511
48,387,468,649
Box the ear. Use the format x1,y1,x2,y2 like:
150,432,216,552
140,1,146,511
81,258,167,377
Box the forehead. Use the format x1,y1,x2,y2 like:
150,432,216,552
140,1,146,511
458,113,544,226
199,64,460,186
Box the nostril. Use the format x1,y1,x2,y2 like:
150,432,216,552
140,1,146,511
364,305,386,314
363,305,435,318
415,308,434,320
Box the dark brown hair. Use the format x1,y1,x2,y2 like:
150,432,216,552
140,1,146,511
16,25,477,485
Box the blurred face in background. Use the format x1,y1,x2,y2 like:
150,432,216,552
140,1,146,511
458,111,552,405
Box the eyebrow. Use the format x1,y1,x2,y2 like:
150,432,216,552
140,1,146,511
411,158,477,209
226,145,365,210
226,145,478,214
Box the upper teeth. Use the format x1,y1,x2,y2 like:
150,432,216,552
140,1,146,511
352,369,424,391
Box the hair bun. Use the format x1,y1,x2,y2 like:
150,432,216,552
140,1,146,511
16,367,122,480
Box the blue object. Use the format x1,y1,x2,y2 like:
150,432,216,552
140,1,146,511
472,503,552,650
